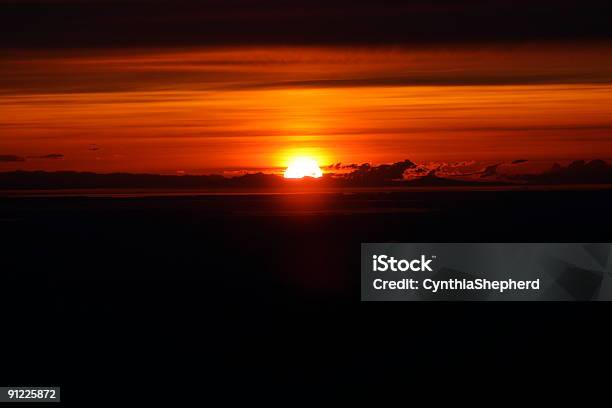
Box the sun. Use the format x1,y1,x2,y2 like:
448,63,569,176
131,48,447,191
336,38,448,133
283,157,323,179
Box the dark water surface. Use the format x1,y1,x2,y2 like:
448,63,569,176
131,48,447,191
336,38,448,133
1,189,610,402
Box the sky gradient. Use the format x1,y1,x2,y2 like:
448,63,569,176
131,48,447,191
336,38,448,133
2,1,612,174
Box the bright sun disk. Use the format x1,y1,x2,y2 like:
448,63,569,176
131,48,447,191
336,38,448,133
283,157,323,179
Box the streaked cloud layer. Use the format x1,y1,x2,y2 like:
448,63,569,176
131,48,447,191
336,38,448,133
2,45,612,173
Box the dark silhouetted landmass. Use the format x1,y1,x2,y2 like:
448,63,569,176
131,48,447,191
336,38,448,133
0,169,501,190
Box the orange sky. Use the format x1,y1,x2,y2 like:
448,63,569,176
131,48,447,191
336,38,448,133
2,44,612,174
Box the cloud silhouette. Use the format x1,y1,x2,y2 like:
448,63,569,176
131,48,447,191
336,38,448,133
325,163,363,171
480,163,503,178
344,160,416,184
0,155,25,162
402,161,505,180
512,159,612,184
29,154,64,160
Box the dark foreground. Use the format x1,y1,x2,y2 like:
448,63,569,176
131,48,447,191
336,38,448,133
1,189,611,403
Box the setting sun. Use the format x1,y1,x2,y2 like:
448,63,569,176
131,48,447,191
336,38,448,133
283,157,323,179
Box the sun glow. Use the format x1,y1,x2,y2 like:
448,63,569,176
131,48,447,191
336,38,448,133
283,157,323,179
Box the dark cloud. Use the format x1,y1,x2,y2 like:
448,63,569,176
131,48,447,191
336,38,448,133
325,163,363,171
29,154,64,160
325,163,343,170
344,160,416,183
405,161,497,179
512,159,612,184
0,153,64,162
0,154,25,162
426,160,530,179
480,163,503,178
332,160,508,186
222,74,612,91
2,1,612,49
337,159,612,186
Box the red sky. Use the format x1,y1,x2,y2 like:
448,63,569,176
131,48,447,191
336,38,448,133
2,44,612,174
